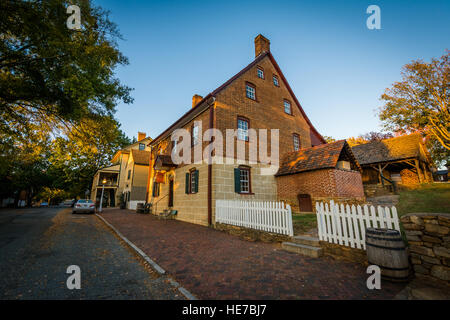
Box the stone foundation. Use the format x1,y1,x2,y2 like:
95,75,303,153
319,241,368,265
215,223,290,243
401,213,450,286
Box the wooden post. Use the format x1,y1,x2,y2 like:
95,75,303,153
378,164,384,186
414,159,423,183
421,162,429,183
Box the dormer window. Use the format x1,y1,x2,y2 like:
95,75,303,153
284,100,292,115
245,83,256,100
257,67,264,79
273,75,279,86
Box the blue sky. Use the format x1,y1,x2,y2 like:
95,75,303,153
93,0,450,141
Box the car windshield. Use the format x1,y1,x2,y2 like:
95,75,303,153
77,200,93,203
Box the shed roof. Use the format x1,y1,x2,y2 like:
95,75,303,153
275,140,359,176
351,133,430,166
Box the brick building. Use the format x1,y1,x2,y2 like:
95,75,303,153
275,140,365,212
146,35,365,226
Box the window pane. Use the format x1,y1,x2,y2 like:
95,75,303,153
190,172,196,193
273,76,279,86
192,126,199,145
240,169,250,193
139,143,145,150
293,135,300,151
257,69,264,79
237,119,248,141
246,85,255,100
284,101,291,114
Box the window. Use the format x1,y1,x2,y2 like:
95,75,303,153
185,169,199,194
139,143,145,150
245,83,256,100
273,75,279,86
192,124,199,146
284,100,291,115
293,134,300,151
152,182,160,197
172,139,177,154
127,170,131,180
237,117,249,141
257,68,264,79
234,167,251,194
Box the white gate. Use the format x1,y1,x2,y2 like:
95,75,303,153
316,200,400,250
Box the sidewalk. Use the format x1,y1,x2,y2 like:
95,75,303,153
100,209,406,299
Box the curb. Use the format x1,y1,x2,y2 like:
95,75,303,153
95,213,197,300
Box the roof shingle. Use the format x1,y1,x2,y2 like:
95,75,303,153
351,133,428,166
131,149,151,166
275,140,357,176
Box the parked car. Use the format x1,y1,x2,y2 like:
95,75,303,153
61,199,75,207
40,202,49,207
72,199,95,214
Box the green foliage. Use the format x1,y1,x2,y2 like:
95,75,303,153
0,0,133,131
50,115,131,197
379,51,450,166
346,131,394,147
0,0,133,204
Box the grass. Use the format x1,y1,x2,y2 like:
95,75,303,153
396,183,450,217
292,213,317,235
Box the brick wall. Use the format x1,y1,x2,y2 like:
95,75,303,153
214,54,315,160
276,168,365,212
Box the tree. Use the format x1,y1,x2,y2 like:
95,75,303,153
0,0,133,133
323,136,336,143
379,51,449,165
346,131,394,147
49,115,131,197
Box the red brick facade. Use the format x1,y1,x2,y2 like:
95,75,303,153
276,168,365,212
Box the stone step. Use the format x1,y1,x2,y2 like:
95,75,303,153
292,235,321,247
281,242,323,258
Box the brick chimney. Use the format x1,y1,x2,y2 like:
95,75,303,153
254,34,270,58
138,132,146,141
192,94,203,108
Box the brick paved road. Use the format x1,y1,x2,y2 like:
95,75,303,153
100,209,406,300
0,208,183,299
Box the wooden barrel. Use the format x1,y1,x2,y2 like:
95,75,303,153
366,228,410,282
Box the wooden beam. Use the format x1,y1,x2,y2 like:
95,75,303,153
414,159,423,183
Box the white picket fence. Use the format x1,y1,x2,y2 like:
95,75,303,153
316,200,401,250
215,200,294,236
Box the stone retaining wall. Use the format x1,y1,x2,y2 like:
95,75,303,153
319,241,368,265
215,223,290,243
401,213,450,285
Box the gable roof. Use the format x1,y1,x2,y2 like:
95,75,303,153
150,50,326,146
131,149,151,166
275,140,359,176
351,133,430,166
